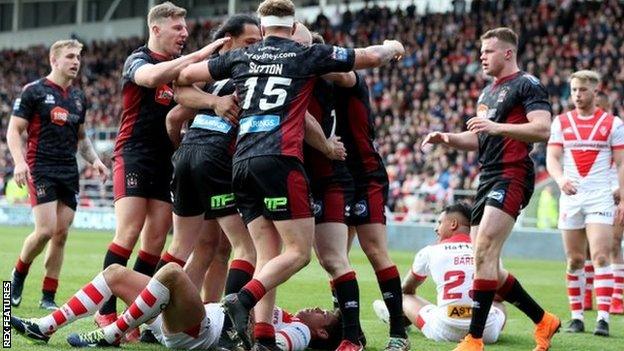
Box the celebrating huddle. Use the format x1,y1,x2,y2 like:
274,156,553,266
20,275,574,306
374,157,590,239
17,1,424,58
11,0,624,351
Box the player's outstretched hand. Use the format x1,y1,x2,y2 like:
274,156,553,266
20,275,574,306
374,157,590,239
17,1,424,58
383,40,405,61
13,161,30,188
325,136,347,161
556,177,577,195
92,159,110,184
467,116,501,135
421,131,449,151
198,37,231,60
214,94,240,125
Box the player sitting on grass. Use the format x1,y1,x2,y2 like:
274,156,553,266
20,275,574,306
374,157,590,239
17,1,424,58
373,203,507,344
10,263,343,350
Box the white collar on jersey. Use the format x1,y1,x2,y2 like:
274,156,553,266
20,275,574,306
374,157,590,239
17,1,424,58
261,15,294,28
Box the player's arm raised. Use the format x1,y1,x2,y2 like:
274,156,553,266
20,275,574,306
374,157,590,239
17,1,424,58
166,105,197,148
174,84,240,124
6,116,30,187
134,37,229,88
421,130,479,151
353,40,405,69
77,125,109,183
304,112,346,161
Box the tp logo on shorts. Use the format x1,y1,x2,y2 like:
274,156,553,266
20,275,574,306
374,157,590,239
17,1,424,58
264,197,287,212
211,193,235,210
487,189,506,203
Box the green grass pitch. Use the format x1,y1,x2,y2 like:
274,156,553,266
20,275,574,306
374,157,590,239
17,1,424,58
0,225,621,350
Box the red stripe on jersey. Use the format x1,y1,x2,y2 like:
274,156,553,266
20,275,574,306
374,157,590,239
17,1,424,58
367,180,385,223
26,113,41,170
595,274,613,280
347,95,381,173
439,233,471,244
128,303,143,320
52,310,67,325
502,180,528,219
112,153,126,201
502,105,530,179
140,289,157,307
67,297,88,316
114,83,144,155
613,145,624,150
83,283,105,304
305,95,333,180
282,78,316,161
27,177,38,207
277,331,293,351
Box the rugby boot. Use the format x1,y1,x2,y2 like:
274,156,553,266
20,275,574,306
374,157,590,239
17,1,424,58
452,335,484,351
336,339,363,351
10,316,49,344
593,319,609,337
39,297,59,311
564,319,584,333
10,269,25,307
222,293,252,350
532,311,561,351
383,336,410,351
67,329,119,347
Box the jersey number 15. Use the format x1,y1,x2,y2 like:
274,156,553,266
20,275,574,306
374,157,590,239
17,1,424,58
242,76,292,111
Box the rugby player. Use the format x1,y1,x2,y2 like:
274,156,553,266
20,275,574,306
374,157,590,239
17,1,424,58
7,39,108,310
422,27,560,351
97,1,227,330
373,203,506,344
175,0,404,349
546,70,624,336
10,263,344,351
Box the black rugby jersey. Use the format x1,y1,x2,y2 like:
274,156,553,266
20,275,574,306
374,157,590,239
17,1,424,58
334,72,385,176
114,46,176,158
208,36,355,163
181,79,237,159
12,78,86,172
475,71,551,177
304,79,351,183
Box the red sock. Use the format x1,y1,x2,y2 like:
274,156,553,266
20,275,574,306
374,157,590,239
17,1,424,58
15,258,31,276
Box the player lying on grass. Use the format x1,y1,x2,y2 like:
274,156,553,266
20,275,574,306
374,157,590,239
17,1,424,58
10,263,343,350
373,203,507,343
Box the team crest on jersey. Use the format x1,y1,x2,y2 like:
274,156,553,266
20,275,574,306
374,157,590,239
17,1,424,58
155,85,174,106
563,127,574,134
487,189,505,203
45,94,55,104
51,106,70,126
497,87,509,103
126,172,139,188
600,126,608,136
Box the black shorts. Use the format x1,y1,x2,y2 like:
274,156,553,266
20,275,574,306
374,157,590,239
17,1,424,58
171,144,237,219
312,179,355,224
347,169,389,226
232,156,312,225
28,170,79,210
113,152,173,203
471,173,534,226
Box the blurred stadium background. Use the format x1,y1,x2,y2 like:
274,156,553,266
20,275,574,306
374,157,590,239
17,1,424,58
3,0,607,233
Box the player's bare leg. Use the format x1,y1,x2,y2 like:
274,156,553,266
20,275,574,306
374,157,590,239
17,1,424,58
135,199,172,276
185,220,222,289
159,213,205,269
315,222,362,348
39,202,75,309
586,223,614,336
610,224,624,314
561,229,588,332
457,206,559,351
357,223,408,349
218,214,257,295
97,197,147,326
202,233,231,302
11,201,58,307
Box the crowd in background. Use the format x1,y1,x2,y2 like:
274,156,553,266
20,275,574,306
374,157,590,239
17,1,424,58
1,0,623,222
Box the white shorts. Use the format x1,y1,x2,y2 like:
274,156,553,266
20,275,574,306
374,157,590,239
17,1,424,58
148,303,224,349
558,191,614,230
418,305,505,344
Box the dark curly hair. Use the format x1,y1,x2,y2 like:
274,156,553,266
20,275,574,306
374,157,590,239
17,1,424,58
307,311,342,350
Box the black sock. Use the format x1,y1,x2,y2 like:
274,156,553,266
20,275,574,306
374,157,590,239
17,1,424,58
498,274,545,324
331,285,340,311
133,250,159,277
41,290,55,301
99,244,130,315
13,270,27,281
225,260,254,296
334,272,361,344
238,289,256,310
154,259,167,272
376,266,406,338
469,279,498,338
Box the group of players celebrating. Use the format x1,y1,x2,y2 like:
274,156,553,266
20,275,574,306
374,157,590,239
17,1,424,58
7,0,623,350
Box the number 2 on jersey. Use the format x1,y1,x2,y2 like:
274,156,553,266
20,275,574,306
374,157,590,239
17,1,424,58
242,76,292,111
443,270,466,300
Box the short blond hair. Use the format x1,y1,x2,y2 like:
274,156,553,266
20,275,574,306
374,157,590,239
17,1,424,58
50,39,83,58
481,27,518,48
257,0,295,17
148,1,186,27
570,70,601,86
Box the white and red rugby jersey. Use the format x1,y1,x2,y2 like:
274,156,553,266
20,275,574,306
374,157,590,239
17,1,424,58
548,108,624,192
